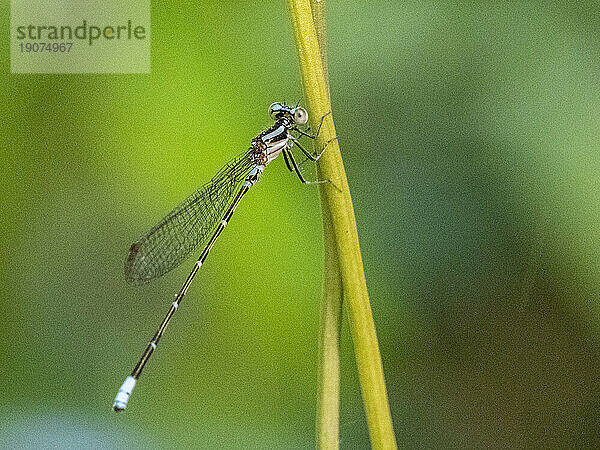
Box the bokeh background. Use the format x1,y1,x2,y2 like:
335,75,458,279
2,1,600,448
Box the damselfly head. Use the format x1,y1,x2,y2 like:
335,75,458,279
269,102,309,126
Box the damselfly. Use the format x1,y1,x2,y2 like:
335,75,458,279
113,102,326,411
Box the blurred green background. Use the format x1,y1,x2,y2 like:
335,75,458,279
2,1,600,448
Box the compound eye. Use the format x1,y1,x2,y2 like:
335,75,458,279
293,107,308,125
269,102,283,118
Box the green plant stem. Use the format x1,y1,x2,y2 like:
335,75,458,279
309,0,330,98
316,212,342,449
308,1,342,449
286,1,398,448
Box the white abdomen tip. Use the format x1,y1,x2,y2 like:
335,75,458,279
113,376,137,412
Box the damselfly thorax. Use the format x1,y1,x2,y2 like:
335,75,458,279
252,111,304,165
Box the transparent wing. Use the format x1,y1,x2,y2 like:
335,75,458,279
125,150,255,285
